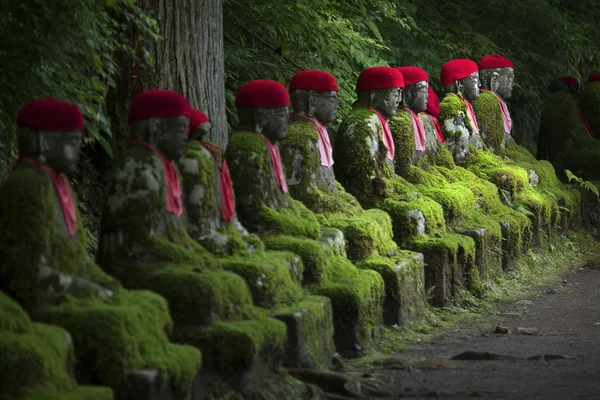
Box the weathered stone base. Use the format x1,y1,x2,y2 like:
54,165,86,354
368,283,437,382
272,295,335,369
462,228,502,291
357,251,425,326
409,234,475,306
116,368,200,400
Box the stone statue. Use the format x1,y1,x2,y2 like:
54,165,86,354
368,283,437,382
227,79,385,356
0,97,201,396
419,86,446,158
473,54,515,151
580,73,600,139
334,66,479,306
179,108,263,255
97,89,291,380
280,69,425,325
439,59,483,162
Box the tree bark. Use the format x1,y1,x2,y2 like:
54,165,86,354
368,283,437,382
115,0,227,149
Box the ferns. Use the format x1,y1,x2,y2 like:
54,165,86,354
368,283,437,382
565,169,599,198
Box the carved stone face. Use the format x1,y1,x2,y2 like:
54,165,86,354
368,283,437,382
494,68,515,100
155,116,190,160
460,72,481,101
259,106,290,143
372,88,403,119
43,131,83,175
404,81,429,112
312,91,338,124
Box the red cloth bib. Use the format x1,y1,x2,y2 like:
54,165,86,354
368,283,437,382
132,140,183,217
292,113,334,167
458,95,480,134
201,141,236,222
576,99,596,138
360,104,395,160
403,107,427,151
426,113,446,143
483,89,512,135
21,157,78,237
252,132,288,193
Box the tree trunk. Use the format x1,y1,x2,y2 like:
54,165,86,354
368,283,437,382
113,0,228,149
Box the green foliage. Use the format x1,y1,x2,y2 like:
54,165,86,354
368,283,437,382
565,169,599,198
0,0,158,179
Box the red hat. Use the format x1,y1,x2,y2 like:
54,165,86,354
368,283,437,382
129,89,190,124
560,76,580,90
17,98,84,131
478,55,515,71
235,80,290,108
588,73,600,82
396,66,429,86
289,70,339,92
440,59,479,87
426,87,440,117
356,66,404,92
188,108,210,136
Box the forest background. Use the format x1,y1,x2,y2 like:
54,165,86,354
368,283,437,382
1,0,599,253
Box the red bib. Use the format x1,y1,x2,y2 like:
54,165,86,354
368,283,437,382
252,132,288,193
483,89,512,135
201,141,236,221
458,95,480,134
403,107,427,151
132,140,183,217
426,113,446,143
21,157,78,237
360,104,395,160
292,113,334,167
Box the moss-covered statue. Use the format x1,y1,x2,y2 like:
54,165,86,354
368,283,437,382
0,98,201,397
391,66,514,283
538,76,600,180
472,54,515,152
179,108,262,255
440,60,577,248
279,69,425,326
334,66,477,306
438,59,484,163
179,107,336,369
0,291,114,399
97,90,290,383
227,79,385,356
419,86,446,159
578,73,600,141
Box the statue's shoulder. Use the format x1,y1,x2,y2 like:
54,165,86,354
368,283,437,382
338,106,379,140
0,164,54,213
439,93,467,120
389,109,412,131
180,140,214,178
227,130,271,171
285,118,318,143
472,90,501,112
106,145,165,200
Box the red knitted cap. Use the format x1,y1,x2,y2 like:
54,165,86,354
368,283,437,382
235,80,290,108
426,87,440,117
588,73,600,82
560,76,580,90
17,98,84,131
188,108,210,136
440,59,479,87
478,55,515,71
357,66,404,92
289,70,339,92
129,89,190,124
396,66,429,86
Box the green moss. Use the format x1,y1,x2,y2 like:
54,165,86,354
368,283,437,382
439,93,474,139
0,292,113,399
258,199,321,239
471,91,506,151
580,81,600,138
334,105,391,207
311,256,384,354
463,149,529,197
217,251,304,308
317,209,397,262
46,290,201,393
272,295,335,369
389,110,416,176
263,235,326,285
0,164,120,313
178,314,287,374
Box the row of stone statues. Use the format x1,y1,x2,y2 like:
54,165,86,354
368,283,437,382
0,54,586,399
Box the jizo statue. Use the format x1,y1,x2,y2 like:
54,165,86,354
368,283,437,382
439,59,483,162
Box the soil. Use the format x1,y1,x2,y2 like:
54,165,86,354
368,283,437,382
300,265,600,400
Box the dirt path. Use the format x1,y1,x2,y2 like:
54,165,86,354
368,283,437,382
367,267,600,399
